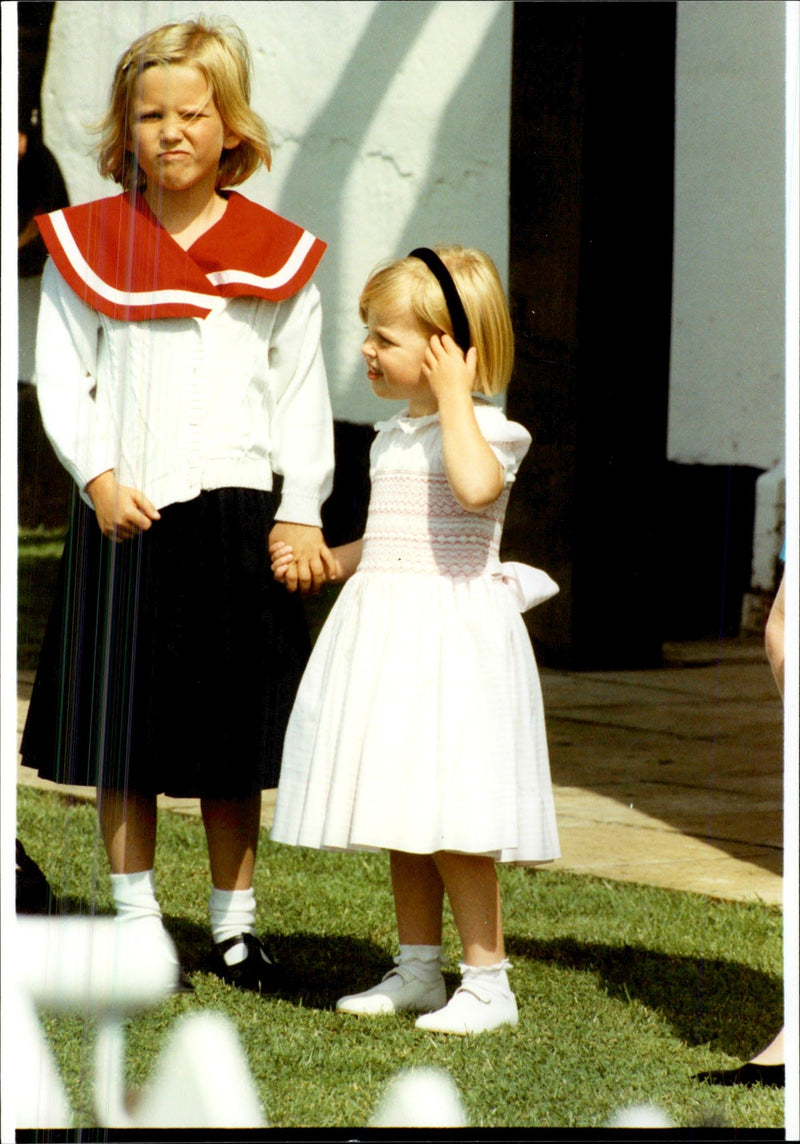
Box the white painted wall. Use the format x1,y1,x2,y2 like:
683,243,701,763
39,0,513,423
669,0,785,470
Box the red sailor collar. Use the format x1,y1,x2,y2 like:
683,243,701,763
35,191,326,321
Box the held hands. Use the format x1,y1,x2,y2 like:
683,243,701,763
86,470,161,541
270,541,306,590
270,534,361,591
267,523,336,595
421,333,477,404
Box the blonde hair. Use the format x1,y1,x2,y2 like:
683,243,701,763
95,18,271,191
359,246,515,395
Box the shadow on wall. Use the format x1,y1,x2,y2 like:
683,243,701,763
275,1,510,408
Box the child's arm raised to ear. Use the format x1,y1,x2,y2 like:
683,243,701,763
422,334,505,512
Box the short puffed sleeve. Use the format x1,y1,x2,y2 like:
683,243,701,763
474,402,531,483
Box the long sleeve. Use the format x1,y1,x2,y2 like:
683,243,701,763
267,282,334,526
34,259,117,497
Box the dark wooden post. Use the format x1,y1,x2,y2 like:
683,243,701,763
505,2,676,668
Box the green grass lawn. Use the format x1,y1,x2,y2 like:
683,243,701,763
17,532,64,674
16,785,784,1130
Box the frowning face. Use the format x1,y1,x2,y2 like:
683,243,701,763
128,64,240,197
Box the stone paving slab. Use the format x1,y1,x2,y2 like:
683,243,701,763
536,644,784,907
16,638,785,908
548,786,781,905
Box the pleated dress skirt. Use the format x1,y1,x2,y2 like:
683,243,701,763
271,409,561,866
21,487,309,798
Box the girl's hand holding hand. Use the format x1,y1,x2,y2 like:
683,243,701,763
269,541,295,580
422,333,477,405
268,523,337,595
86,470,161,541
269,536,361,588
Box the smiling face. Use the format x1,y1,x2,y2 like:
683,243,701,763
128,63,241,198
362,296,437,416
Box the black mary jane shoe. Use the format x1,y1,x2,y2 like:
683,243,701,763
694,1062,785,1088
212,933,283,994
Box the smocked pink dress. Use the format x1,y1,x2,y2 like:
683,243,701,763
271,402,561,864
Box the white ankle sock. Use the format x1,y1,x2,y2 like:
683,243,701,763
460,958,513,997
397,944,444,983
209,887,257,965
109,869,161,922
108,871,180,976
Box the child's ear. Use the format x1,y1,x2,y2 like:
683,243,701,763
223,130,242,151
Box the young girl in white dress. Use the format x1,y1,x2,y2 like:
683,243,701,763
270,246,560,1034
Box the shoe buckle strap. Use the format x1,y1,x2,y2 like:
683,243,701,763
381,964,418,986
453,983,493,1005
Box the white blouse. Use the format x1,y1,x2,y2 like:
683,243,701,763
34,258,334,526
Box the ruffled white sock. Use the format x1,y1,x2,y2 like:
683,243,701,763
459,958,513,997
209,887,257,966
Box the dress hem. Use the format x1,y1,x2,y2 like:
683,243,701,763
270,834,561,866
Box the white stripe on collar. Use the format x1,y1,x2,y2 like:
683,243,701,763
206,230,318,290
50,210,225,314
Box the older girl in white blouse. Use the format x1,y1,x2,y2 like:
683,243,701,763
271,247,560,1034
21,18,335,993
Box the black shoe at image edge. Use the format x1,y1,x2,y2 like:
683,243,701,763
694,1062,785,1088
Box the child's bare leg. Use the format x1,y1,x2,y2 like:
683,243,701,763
201,793,262,890
432,851,504,965
390,850,444,944
336,850,446,1015
97,788,157,872
97,789,172,955
416,851,516,1034
201,793,278,990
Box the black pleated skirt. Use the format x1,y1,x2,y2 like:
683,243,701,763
20,488,310,798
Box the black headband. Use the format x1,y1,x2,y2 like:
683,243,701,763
407,247,471,353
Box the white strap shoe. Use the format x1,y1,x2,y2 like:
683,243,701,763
415,982,519,1035
336,964,447,1015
